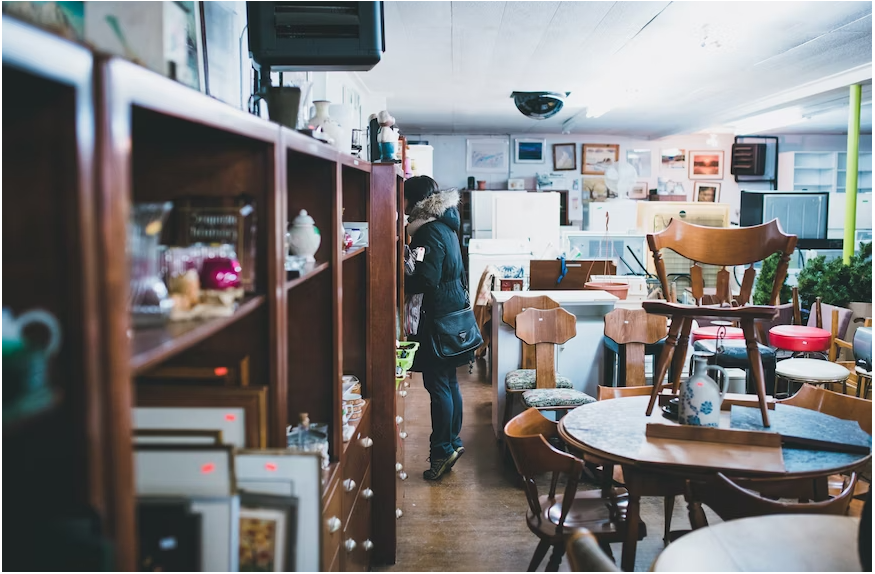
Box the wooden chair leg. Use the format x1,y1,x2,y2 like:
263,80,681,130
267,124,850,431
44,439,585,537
647,317,684,416
501,392,515,461
663,495,675,546
528,539,551,572
546,543,565,572
670,319,692,394
741,319,770,427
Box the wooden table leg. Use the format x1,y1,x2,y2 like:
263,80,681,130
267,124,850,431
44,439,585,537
620,466,643,572
741,319,770,427
647,317,683,416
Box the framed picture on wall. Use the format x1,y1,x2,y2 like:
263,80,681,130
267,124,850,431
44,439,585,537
694,181,722,202
626,149,652,177
467,139,509,173
629,182,649,200
661,148,686,169
514,138,546,164
688,150,725,180
582,144,619,175
552,143,577,170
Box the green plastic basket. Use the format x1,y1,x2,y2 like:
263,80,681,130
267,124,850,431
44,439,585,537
396,341,420,372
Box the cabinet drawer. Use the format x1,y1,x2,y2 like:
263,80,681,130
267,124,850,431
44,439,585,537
341,405,372,521
341,465,372,572
322,475,343,572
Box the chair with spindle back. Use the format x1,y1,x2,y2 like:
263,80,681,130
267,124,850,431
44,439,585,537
504,408,645,571
501,296,576,435
642,219,797,426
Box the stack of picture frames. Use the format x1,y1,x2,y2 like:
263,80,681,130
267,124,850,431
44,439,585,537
134,355,322,571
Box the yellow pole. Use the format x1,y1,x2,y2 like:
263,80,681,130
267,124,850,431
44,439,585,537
843,84,861,264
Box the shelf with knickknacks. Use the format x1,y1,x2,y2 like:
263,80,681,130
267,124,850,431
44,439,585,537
377,110,401,163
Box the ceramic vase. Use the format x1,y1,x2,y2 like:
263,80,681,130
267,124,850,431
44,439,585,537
679,353,728,427
308,100,331,129
288,209,321,262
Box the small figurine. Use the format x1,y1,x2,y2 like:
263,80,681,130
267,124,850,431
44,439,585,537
377,110,399,162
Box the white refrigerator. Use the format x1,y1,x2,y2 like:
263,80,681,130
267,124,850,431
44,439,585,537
471,190,560,256
467,238,533,304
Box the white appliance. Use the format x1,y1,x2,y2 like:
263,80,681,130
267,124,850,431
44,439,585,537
406,144,434,177
587,199,640,234
493,192,561,257
561,231,648,275
471,190,527,239
467,238,532,303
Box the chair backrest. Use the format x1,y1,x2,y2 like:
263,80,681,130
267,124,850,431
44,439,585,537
604,309,667,386
502,295,561,369
810,302,853,338
647,219,797,306
780,384,872,435
515,308,577,390
566,529,620,572
473,265,499,308
504,408,584,529
597,384,672,401
687,471,857,525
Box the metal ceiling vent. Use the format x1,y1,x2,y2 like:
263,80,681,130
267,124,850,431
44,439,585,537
510,92,570,120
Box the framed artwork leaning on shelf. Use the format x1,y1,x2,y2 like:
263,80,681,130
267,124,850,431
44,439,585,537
694,181,722,202
137,354,251,387
135,385,267,448
239,492,298,573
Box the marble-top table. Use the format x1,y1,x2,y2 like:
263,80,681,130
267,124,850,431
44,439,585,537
653,514,863,571
558,396,872,570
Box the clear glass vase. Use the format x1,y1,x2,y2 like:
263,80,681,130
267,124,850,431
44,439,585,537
129,202,175,327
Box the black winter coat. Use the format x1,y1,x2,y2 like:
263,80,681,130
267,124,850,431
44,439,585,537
405,189,474,371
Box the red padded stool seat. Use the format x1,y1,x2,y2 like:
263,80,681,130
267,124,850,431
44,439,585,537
691,326,745,344
768,325,831,353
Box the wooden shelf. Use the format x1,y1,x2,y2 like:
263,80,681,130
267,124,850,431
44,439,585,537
286,261,330,291
343,246,367,261
341,399,370,458
131,295,265,374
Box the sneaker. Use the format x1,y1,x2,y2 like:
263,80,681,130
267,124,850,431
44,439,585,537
423,450,459,480
447,446,465,470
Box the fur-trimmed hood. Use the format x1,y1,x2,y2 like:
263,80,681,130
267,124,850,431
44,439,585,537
407,189,460,236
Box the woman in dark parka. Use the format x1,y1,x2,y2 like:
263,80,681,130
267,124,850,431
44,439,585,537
404,176,473,480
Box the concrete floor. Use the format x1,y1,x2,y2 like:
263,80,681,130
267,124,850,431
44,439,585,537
377,359,703,572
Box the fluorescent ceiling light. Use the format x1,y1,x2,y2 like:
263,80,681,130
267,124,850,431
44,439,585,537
586,104,612,119
728,107,808,134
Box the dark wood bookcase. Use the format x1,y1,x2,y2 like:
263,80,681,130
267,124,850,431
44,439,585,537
3,18,402,571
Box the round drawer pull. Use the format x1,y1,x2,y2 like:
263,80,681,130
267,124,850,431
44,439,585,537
399,390,408,398
396,507,403,519
343,479,357,492
362,540,374,551
396,416,404,425
399,431,408,439
395,462,403,472
399,471,408,480
360,436,373,448
403,381,410,388
326,516,341,533
344,539,357,552
362,488,374,500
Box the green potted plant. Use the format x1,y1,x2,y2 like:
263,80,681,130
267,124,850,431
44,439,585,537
796,242,872,310
753,252,793,305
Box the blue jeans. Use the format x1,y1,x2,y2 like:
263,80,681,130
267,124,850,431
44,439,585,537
422,364,463,459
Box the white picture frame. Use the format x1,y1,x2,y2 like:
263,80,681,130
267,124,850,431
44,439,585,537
134,406,247,448
694,181,722,202
626,148,652,177
689,150,725,180
236,450,323,572
514,138,547,164
467,139,509,173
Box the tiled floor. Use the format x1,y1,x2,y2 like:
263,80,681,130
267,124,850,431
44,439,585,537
377,360,708,572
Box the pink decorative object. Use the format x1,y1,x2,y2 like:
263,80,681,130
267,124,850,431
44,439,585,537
343,232,354,250
200,257,242,290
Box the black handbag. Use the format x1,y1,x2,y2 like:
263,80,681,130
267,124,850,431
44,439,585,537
429,273,483,359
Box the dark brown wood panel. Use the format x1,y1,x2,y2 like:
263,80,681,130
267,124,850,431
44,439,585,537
342,164,369,223
343,253,368,389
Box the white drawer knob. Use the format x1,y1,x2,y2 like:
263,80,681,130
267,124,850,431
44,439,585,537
403,381,410,388
395,462,403,472
399,431,408,439
344,539,357,552
396,507,403,519
399,390,408,397
396,416,404,425
399,471,408,480
343,479,356,492
362,540,374,551
326,516,341,533
362,488,374,499
360,436,373,448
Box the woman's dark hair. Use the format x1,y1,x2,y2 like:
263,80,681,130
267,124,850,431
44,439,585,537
404,176,440,207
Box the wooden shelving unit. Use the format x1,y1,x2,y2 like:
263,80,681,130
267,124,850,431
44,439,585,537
3,18,401,572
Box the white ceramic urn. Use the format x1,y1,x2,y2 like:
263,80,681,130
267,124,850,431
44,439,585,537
288,209,321,261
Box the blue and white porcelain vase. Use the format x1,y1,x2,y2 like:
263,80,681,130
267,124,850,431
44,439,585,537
679,352,728,427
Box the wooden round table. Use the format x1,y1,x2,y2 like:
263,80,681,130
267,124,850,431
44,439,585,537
558,396,872,571
652,514,863,571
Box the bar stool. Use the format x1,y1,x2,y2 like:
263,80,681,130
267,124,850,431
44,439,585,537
694,338,777,395
690,325,745,344
775,357,851,397
770,325,832,358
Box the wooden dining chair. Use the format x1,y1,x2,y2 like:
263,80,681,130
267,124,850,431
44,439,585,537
643,219,798,427
504,408,645,572
565,529,620,572
602,308,667,387
501,296,575,435
685,471,858,530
